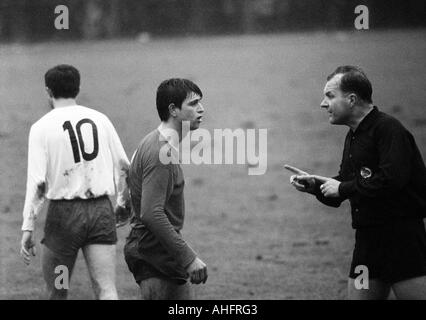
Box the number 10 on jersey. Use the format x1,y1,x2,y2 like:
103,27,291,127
63,119,99,163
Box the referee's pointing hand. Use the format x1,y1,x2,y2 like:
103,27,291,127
284,164,316,193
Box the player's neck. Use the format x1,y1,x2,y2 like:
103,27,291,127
162,120,186,142
52,98,77,109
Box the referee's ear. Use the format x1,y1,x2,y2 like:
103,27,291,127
348,93,358,108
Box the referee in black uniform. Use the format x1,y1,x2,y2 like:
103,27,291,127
286,66,426,299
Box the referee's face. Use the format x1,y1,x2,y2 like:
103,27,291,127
177,92,204,130
320,74,352,126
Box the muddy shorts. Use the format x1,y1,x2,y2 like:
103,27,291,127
349,218,426,284
41,195,117,256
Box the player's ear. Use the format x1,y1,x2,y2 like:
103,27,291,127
168,103,177,117
45,87,53,98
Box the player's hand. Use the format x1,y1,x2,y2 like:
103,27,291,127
115,204,131,228
20,231,36,265
318,177,341,198
284,164,316,194
186,257,208,284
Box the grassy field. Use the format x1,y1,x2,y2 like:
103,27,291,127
0,29,425,300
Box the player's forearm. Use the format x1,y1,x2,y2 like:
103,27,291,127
113,153,130,203
23,126,48,231
21,182,46,231
110,121,130,203
115,172,130,207
21,214,36,231
140,206,197,267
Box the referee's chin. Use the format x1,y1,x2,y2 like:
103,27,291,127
328,114,336,124
328,116,342,125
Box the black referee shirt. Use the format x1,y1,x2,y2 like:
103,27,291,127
316,106,426,228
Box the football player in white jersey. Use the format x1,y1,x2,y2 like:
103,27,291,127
20,64,130,300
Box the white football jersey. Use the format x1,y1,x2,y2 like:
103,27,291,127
22,105,130,231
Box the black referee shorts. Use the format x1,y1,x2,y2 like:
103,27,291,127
41,195,117,257
349,218,426,284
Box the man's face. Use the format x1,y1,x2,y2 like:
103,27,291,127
320,74,352,125
176,92,204,130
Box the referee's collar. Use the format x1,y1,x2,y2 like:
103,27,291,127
354,106,379,133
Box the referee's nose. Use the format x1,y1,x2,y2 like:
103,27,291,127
320,98,328,109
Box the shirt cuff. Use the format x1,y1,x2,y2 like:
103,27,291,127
116,193,130,208
338,180,357,198
21,217,35,231
180,247,197,269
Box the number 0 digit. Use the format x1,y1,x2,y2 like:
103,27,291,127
76,119,99,161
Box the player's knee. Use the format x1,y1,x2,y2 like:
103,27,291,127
92,279,117,300
392,276,426,300
139,278,168,300
97,286,118,300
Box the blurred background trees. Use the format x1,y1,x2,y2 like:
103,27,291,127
0,0,425,42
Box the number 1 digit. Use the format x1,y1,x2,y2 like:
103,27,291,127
63,120,81,163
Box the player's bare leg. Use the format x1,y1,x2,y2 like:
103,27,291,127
347,278,391,300
82,244,118,300
391,276,426,299
139,277,191,300
42,245,77,300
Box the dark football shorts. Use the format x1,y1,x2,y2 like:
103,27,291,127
41,195,117,257
124,226,189,285
349,218,426,284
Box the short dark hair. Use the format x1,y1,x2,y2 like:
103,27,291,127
156,78,203,121
327,65,373,103
44,64,80,99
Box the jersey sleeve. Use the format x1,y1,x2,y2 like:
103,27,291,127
339,120,413,199
105,117,130,207
22,125,47,231
140,156,197,269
